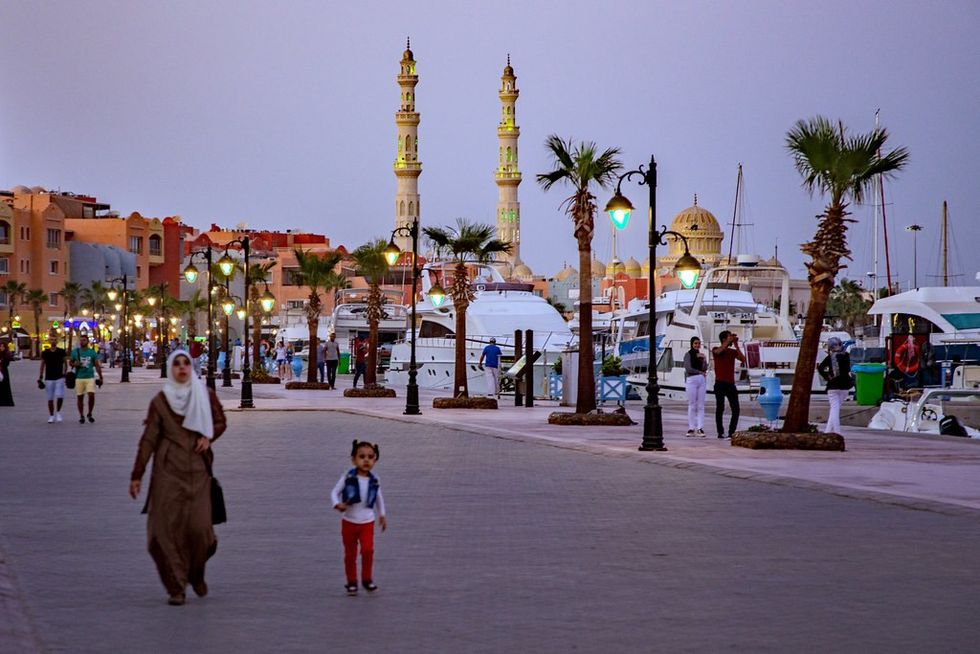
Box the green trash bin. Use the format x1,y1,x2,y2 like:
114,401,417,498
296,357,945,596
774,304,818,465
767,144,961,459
852,362,887,406
338,351,350,375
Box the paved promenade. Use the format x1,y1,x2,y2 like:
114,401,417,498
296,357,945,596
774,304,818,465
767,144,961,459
2,360,980,652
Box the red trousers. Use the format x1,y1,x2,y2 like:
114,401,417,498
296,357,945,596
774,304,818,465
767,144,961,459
341,520,375,583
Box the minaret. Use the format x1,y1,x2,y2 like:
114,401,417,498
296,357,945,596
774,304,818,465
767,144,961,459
495,55,522,268
394,38,421,252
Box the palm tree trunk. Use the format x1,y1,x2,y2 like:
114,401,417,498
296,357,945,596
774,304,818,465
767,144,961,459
251,309,262,371
307,318,319,383
454,303,468,397
782,282,831,432
576,245,596,413
366,317,378,387
33,307,41,358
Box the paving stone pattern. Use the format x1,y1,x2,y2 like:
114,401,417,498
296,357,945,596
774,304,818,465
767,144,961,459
1,361,979,652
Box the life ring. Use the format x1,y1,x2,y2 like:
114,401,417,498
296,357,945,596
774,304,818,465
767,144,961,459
894,339,920,375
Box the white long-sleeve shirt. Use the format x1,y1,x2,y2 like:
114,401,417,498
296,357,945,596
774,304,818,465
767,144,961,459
330,473,386,524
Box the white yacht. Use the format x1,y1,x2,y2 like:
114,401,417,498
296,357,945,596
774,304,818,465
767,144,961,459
329,288,409,358
630,260,813,400
385,263,574,395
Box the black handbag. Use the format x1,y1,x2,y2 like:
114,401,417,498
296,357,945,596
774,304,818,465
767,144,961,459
202,454,226,525
64,371,76,389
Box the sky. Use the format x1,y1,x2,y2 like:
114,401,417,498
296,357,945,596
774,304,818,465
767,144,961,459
2,0,978,288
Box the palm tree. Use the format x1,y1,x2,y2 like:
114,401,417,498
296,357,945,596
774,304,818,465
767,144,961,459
247,261,276,370
3,280,27,327
537,135,622,413
423,220,512,397
827,278,872,334
181,289,209,339
24,288,46,358
60,281,82,351
293,249,346,383
351,239,391,387
783,116,908,433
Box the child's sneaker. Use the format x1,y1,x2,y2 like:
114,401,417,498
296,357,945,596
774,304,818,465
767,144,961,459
697,429,705,436
345,582,358,595
686,430,695,437
362,580,378,593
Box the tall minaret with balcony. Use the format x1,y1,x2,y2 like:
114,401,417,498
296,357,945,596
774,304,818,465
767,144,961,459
394,38,421,252
495,55,522,270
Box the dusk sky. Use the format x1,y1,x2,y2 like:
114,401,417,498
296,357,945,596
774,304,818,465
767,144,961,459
2,1,978,288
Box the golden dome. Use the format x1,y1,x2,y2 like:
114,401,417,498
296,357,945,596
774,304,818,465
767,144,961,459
554,264,577,282
765,256,785,269
662,194,724,267
402,37,414,61
641,257,651,276
513,263,533,280
503,54,514,77
591,257,606,277
624,257,641,277
606,258,625,277
669,195,722,236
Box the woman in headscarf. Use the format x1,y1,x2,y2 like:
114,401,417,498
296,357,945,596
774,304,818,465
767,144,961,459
0,343,14,406
817,336,853,434
129,350,227,605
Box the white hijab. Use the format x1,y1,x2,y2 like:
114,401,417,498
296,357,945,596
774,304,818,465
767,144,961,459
162,349,214,439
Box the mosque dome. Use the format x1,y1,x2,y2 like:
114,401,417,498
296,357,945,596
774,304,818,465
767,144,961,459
513,263,533,280
554,264,577,282
765,255,785,269
11,185,31,195
30,186,46,194
661,194,724,268
591,257,606,277
624,257,641,278
641,257,651,277
606,258,625,277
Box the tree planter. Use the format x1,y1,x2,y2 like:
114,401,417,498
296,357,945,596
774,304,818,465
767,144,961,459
345,386,397,398
433,397,498,409
731,430,845,451
547,411,634,426
250,373,280,384
285,382,333,390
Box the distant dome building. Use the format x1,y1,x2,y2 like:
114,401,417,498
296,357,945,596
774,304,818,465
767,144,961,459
554,264,577,282
606,258,625,278
513,262,534,280
591,256,606,278
658,194,724,271
624,256,641,278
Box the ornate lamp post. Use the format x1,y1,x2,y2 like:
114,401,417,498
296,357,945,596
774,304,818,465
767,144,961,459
605,155,702,451
184,245,216,390
216,237,254,407
106,275,131,383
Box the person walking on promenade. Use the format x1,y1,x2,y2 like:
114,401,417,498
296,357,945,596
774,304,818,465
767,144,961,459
275,340,288,380
330,440,387,595
351,334,368,389
39,341,67,423
478,337,503,398
316,338,327,384
711,330,745,439
324,332,341,389
0,343,14,407
818,336,853,434
683,336,708,436
70,334,104,424
129,350,227,606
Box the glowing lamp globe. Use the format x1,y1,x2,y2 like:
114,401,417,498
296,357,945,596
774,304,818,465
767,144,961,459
260,289,276,313
604,192,635,230
146,295,157,307
236,308,246,321
183,264,199,283
428,282,447,308
221,299,235,316
674,251,702,289
106,289,118,302
217,253,236,278
383,240,401,266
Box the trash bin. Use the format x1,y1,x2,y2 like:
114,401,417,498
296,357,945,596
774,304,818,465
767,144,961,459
339,351,350,375
853,362,887,406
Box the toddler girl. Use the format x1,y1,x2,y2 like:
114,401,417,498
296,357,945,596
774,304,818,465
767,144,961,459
330,440,387,594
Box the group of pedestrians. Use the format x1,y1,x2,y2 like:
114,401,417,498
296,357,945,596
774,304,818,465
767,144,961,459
684,331,853,437
683,331,746,438
129,350,387,605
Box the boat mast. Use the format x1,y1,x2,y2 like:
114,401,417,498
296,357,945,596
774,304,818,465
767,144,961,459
942,200,949,287
876,111,894,296
725,163,742,283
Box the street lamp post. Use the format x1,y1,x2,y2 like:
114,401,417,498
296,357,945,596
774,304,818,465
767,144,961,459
605,155,702,451
216,237,253,407
183,246,216,390
905,224,923,289
384,218,422,415
106,274,131,383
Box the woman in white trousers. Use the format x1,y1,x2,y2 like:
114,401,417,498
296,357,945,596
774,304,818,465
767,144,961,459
683,337,708,436
818,337,853,434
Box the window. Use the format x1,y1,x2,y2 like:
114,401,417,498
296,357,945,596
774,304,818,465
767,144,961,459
0,291,7,306
136,266,142,279
20,258,30,274
283,268,302,286
49,260,59,275
0,220,10,244
46,228,61,249
20,226,31,240
149,234,162,256
129,236,143,254
48,292,58,307
286,299,305,310
0,257,8,274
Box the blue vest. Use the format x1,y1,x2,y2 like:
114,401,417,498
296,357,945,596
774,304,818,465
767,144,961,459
342,469,379,508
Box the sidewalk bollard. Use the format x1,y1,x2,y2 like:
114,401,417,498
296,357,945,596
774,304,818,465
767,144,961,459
514,329,523,406
525,329,534,408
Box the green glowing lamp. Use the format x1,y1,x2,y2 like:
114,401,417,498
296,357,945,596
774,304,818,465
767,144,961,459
383,239,401,266
428,282,447,308
674,250,702,289
604,191,634,230
260,289,276,313
217,253,236,278
221,298,235,316
183,263,199,283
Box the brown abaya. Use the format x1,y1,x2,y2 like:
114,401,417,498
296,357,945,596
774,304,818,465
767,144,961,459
131,390,227,596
